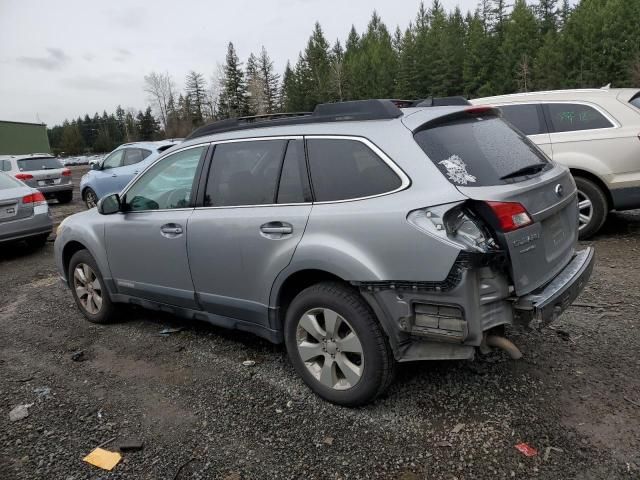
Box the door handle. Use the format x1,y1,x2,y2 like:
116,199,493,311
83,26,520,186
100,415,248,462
160,224,183,236
111,174,117,177
260,222,293,235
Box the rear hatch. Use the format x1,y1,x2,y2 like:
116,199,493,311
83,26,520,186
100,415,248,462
16,156,68,188
0,174,33,223
412,107,578,295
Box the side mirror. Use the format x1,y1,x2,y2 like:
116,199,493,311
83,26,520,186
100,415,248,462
97,193,121,215
91,162,100,171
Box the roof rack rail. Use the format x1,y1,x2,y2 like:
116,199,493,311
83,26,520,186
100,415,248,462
185,99,403,140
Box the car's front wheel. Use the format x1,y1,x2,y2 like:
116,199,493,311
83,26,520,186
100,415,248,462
68,249,118,324
83,188,98,209
574,176,608,240
284,282,396,406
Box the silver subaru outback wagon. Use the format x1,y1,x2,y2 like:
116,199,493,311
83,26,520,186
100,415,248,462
55,99,594,406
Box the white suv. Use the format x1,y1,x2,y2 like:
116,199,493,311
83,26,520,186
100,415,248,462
472,87,640,238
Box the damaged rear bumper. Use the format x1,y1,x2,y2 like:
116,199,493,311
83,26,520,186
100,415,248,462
512,247,595,329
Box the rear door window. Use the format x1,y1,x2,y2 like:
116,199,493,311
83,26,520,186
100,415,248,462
204,140,287,207
544,103,614,132
17,157,63,171
123,148,144,166
306,138,401,202
499,104,546,135
414,115,549,186
1,160,11,171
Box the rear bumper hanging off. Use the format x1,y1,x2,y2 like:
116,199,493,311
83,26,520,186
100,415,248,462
513,247,595,329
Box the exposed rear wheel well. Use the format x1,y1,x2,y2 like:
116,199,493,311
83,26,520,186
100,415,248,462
569,168,612,211
275,270,351,329
62,241,87,282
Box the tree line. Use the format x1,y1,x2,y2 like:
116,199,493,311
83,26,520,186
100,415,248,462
49,0,640,155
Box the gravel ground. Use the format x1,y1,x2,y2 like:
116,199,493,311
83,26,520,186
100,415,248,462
1,166,638,479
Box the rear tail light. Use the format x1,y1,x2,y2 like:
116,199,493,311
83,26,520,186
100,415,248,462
465,105,495,115
62,168,72,176
22,192,46,205
485,201,532,232
15,173,33,181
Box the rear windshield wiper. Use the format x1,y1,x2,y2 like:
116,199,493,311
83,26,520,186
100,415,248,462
500,162,548,180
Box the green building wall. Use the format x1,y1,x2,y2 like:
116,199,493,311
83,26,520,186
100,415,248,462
0,121,51,155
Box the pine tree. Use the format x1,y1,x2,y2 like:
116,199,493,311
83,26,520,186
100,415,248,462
62,123,85,155
536,0,558,35
329,40,346,101
245,52,264,115
258,47,280,113
343,25,361,99
463,11,494,97
280,61,297,111
441,7,466,96
137,107,159,140
497,0,540,93
218,42,248,118
185,71,207,125
533,30,565,89
302,22,332,107
395,24,419,98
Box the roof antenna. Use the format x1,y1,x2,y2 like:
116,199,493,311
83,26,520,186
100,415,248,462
601,83,611,89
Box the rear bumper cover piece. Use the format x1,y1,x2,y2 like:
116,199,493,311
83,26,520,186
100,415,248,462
513,247,595,328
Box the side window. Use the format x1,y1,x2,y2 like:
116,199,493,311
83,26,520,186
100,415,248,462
204,140,287,207
306,138,402,202
1,160,11,171
499,104,546,136
277,140,310,204
125,146,205,211
544,103,614,132
140,149,152,159
102,150,124,170
123,148,144,166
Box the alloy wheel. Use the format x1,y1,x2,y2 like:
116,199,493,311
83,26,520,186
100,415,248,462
85,190,97,209
73,263,103,314
296,308,364,390
577,189,593,232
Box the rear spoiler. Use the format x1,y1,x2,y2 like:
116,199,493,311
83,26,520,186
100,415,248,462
411,106,502,133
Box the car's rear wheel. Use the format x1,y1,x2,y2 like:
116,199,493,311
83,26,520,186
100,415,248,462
83,188,98,209
574,176,608,240
284,282,395,406
68,250,117,324
56,190,73,204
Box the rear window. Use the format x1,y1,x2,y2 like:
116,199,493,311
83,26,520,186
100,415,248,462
414,116,549,186
0,173,20,189
544,103,614,132
17,157,63,171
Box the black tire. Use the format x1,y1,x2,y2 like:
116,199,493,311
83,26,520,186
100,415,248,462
25,233,49,249
284,281,396,407
68,249,118,324
56,190,73,204
574,176,608,240
83,188,97,209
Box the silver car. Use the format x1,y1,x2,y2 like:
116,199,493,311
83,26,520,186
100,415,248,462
55,99,594,406
0,153,73,203
0,172,52,247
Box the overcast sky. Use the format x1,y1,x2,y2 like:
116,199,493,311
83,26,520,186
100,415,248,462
1,0,480,126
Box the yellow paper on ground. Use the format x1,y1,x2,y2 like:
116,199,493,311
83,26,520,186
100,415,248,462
83,447,122,471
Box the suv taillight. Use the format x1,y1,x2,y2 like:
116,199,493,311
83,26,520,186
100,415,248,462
485,201,532,232
15,173,33,181
22,192,46,205
62,168,71,176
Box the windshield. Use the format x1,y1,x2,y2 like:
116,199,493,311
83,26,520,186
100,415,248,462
414,116,550,186
17,157,63,171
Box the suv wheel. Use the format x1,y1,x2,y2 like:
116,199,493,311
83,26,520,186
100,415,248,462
83,188,98,209
68,250,118,324
574,176,608,240
284,282,395,406
56,190,73,204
